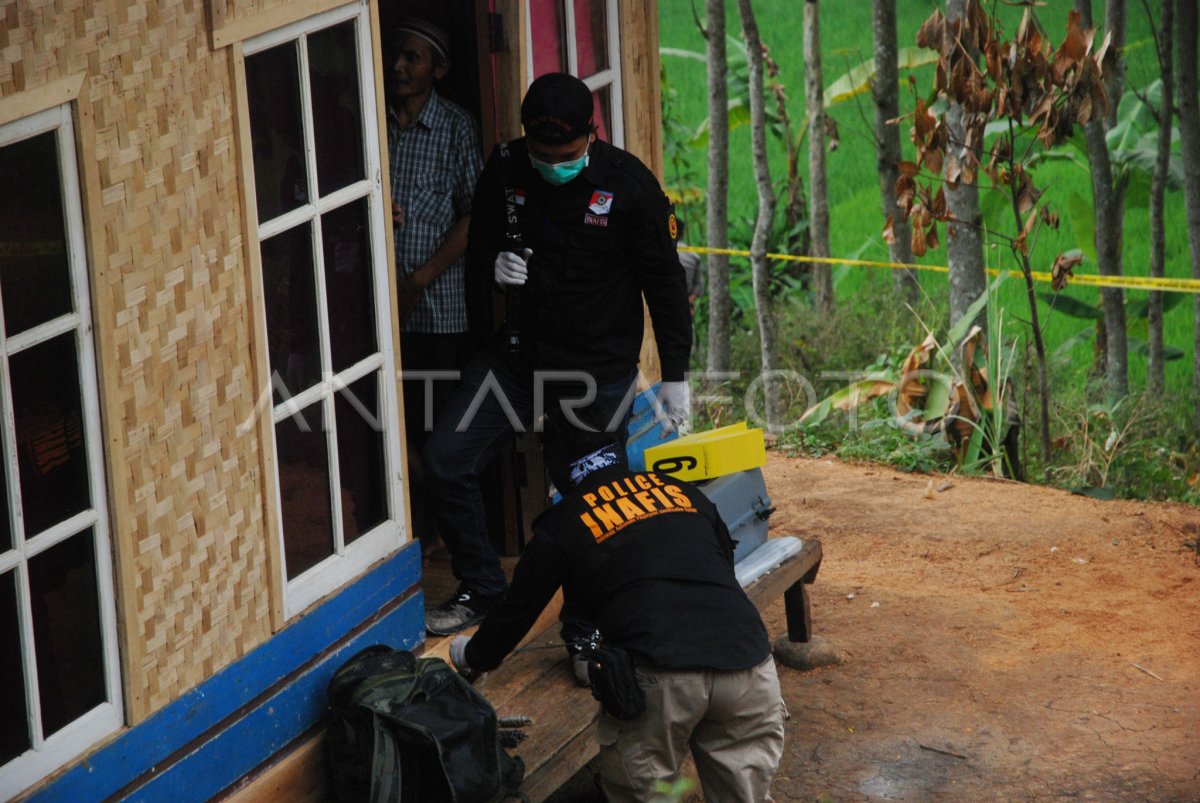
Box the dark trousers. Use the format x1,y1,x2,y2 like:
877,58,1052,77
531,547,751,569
401,332,474,548
421,346,636,595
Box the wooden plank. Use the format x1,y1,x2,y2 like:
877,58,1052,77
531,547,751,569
229,39,288,635
492,0,526,143
365,0,413,557
220,730,328,803
0,72,86,127
210,0,350,49
476,625,598,803
71,65,152,724
784,581,813,643
744,540,823,610
617,0,664,178
474,0,501,152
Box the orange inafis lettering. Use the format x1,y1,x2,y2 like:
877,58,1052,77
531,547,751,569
664,485,692,508
579,511,603,539
650,487,675,508
634,491,658,513
615,496,645,519
593,503,624,530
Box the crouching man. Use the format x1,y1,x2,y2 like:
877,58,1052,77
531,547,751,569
449,415,785,802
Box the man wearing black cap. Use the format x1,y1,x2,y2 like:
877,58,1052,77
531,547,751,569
448,414,785,802
421,73,693,637
384,18,483,548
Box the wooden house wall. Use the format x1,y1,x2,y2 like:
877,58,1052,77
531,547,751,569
0,0,273,723
2,0,667,794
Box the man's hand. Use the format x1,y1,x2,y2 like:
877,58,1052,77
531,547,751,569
654,380,691,438
449,635,480,683
494,248,532,287
397,275,422,321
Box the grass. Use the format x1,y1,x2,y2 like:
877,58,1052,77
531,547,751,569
658,0,1199,502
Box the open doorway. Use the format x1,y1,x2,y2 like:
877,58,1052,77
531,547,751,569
377,0,524,559
379,0,497,146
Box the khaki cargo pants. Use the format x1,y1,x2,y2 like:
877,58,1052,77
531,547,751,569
596,656,785,802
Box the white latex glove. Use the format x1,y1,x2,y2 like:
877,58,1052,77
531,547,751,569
494,248,532,286
449,635,472,674
654,380,691,438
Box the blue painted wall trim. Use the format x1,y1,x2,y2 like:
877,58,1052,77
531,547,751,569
30,543,424,802
127,594,425,801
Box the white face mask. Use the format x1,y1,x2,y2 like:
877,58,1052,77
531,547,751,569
530,151,590,185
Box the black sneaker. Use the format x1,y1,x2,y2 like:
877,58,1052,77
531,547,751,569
425,585,501,636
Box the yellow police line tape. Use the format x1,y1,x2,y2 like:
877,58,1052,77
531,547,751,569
680,245,1200,294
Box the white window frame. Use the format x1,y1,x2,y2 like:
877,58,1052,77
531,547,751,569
244,2,405,619
524,0,625,148
0,104,123,798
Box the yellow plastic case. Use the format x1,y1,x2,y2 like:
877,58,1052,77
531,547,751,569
642,422,766,481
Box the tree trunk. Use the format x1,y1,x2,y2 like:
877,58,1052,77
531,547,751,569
1076,0,1129,400
872,0,918,302
804,0,834,312
1147,0,1174,394
705,0,732,375
945,0,987,332
1104,0,1128,297
1177,0,1200,422
777,84,811,287
1104,0,1128,130
736,0,783,431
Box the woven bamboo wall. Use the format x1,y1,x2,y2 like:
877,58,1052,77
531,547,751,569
0,0,271,721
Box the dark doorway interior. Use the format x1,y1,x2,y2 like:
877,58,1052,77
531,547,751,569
380,0,487,136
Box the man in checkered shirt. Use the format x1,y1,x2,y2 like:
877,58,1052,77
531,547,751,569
385,18,483,545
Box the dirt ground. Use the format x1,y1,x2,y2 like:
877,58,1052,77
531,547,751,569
555,452,1200,802
763,453,1200,802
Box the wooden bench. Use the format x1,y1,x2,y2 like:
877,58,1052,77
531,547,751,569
223,538,822,802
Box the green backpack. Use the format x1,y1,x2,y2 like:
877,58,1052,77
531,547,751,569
326,646,525,803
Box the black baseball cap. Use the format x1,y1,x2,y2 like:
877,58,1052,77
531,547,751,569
521,73,594,144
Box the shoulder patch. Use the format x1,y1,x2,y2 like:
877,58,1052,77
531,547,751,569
668,213,678,240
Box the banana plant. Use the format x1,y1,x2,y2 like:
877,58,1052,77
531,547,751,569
800,276,1022,478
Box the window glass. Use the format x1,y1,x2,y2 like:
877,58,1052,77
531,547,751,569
323,200,376,372
28,530,106,737
592,87,612,144
572,0,609,78
0,570,31,764
247,43,310,221
309,21,366,196
335,372,386,543
261,226,321,402
0,105,121,793
0,132,73,336
276,404,334,579
530,0,568,76
10,333,90,537
246,6,402,615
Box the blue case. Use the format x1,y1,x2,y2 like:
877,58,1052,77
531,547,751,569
625,384,677,470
